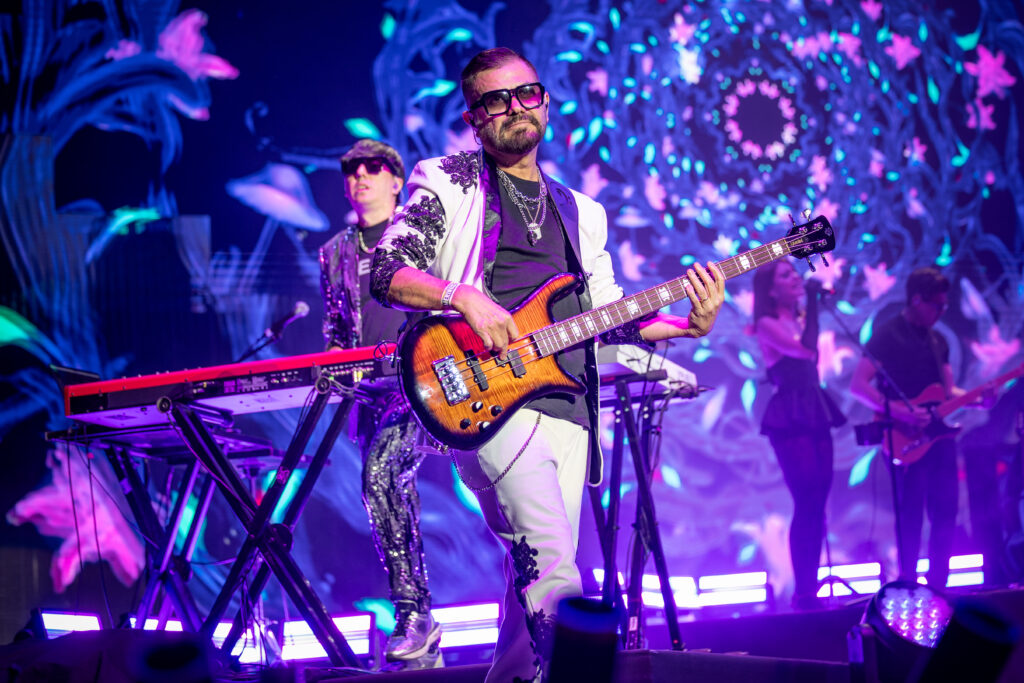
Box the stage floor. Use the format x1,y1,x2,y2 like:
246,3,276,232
2,587,1022,682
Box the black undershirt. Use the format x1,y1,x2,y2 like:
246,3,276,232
358,220,407,352
490,172,589,428
865,313,949,400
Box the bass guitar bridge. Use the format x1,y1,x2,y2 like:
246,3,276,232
433,355,469,405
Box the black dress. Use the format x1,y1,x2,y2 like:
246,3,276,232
760,356,846,437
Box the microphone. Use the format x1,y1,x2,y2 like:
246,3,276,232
264,301,310,339
805,280,836,298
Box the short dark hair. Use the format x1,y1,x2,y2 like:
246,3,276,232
340,138,405,178
460,47,539,105
906,266,950,301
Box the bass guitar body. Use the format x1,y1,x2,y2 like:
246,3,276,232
398,273,585,451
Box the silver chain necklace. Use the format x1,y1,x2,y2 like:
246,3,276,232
357,229,373,254
497,168,547,246
356,214,394,254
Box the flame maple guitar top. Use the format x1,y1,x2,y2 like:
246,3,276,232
399,274,585,450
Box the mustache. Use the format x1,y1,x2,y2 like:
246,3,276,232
503,113,539,129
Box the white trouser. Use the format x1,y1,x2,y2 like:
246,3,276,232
456,408,589,683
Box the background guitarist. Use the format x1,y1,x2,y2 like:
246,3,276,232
850,267,989,589
370,47,725,682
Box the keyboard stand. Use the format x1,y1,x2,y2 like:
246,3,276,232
104,444,208,631
590,371,684,651
50,377,362,666
169,378,361,667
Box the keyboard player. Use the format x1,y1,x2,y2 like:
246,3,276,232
319,139,442,669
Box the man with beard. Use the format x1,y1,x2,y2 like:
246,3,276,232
370,48,726,681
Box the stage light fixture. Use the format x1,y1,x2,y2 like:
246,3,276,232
848,580,954,683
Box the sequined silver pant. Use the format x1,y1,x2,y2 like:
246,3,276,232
358,391,431,613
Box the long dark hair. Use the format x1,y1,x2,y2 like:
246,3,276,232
752,259,800,322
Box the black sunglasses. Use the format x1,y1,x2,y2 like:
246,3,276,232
469,82,546,116
341,156,397,176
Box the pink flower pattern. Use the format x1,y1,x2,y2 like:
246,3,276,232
970,327,1021,378
157,10,239,81
586,68,609,96
670,13,697,46
862,262,896,300
818,330,855,380
7,446,144,593
809,155,833,192
965,46,1017,99
581,163,609,199
617,240,646,282
860,0,883,22
105,39,141,61
732,288,754,318
644,173,667,210
885,34,921,70
869,149,886,178
966,98,996,130
836,33,863,66
904,136,928,165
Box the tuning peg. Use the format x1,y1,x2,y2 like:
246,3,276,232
821,254,830,267
788,212,796,226
806,258,817,273
802,209,812,221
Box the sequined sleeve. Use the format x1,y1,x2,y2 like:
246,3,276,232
370,194,447,307
599,321,653,348
371,153,480,308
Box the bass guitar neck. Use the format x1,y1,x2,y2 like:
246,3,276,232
400,217,836,449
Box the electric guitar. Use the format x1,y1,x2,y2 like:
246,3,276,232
399,216,836,449
882,361,1024,465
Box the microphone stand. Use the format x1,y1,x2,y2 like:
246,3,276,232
820,299,919,583
235,330,282,364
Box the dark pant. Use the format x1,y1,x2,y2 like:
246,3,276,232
895,438,958,588
769,431,835,600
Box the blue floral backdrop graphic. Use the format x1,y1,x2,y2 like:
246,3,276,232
1,0,1022,627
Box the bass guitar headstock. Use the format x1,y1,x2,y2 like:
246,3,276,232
787,214,836,272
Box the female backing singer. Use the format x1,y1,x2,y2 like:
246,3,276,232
753,260,845,610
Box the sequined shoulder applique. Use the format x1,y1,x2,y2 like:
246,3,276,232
439,151,480,193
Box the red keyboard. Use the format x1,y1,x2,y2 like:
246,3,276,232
64,346,394,428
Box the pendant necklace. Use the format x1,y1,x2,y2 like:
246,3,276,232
497,168,548,246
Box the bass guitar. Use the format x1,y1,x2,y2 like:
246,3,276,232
882,361,1024,465
399,216,836,449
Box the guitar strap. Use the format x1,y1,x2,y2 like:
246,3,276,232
479,153,503,303
545,177,585,281
544,174,606,485
923,327,950,401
